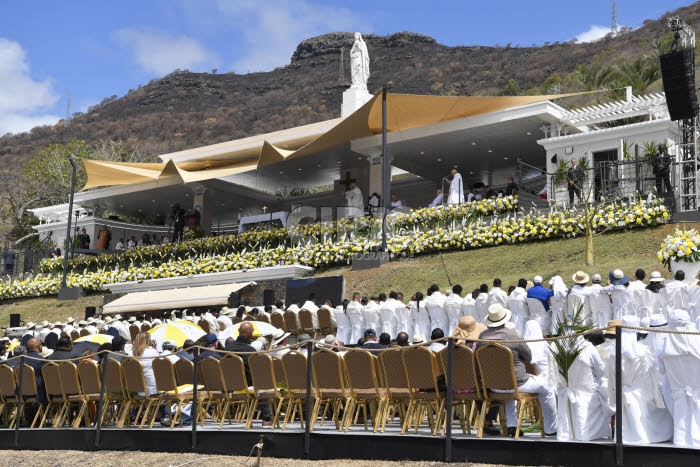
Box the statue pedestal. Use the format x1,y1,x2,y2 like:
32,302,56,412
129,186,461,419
342,86,373,118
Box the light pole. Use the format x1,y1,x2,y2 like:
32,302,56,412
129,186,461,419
60,156,77,297
381,83,388,253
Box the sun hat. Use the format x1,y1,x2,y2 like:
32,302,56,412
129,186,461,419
53,321,64,327
41,320,50,327
649,271,665,282
25,322,36,330
411,334,424,345
591,273,602,284
316,334,338,349
78,320,88,326
572,271,590,285
452,316,486,341
485,303,512,327
604,319,622,336
609,269,630,286
271,328,291,346
128,316,137,323
86,317,96,324
65,317,75,324
114,314,122,320
104,316,114,324
649,314,668,328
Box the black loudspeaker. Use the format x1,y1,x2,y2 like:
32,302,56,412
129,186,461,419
10,314,20,328
228,291,241,308
85,306,96,320
660,48,698,121
285,276,345,308
263,289,275,307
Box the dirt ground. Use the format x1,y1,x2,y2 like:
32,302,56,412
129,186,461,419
0,450,520,467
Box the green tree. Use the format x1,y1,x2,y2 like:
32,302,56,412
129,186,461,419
500,79,521,96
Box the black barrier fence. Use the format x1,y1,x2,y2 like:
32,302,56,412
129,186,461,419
1,325,698,464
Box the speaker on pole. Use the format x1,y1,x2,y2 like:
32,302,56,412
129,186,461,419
85,306,96,320
660,48,699,121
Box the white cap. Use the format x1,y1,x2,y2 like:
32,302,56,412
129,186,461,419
591,273,602,283
533,275,543,284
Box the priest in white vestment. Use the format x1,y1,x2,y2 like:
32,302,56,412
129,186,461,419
607,315,673,444
556,333,614,441
344,181,364,218
447,169,464,204
661,309,700,446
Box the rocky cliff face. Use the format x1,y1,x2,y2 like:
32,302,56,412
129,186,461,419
1,2,698,169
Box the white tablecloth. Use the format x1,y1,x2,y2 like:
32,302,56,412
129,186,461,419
238,211,289,233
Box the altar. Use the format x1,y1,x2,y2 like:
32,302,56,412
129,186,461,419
238,211,290,233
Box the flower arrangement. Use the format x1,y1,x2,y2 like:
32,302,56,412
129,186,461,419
657,226,700,269
0,197,668,301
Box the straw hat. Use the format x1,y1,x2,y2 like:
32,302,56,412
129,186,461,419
572,271,589,285
65,317,75,324
485,304,512,327
104,316,114,324
271,328,291,347
604,319,622,336
411,334,424,345
452,316,486,342
128,316,137,323
25,322,36,330
649,271,665,282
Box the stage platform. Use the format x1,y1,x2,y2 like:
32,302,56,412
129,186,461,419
2,417,698,466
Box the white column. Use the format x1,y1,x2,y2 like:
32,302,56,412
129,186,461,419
192,184,212,235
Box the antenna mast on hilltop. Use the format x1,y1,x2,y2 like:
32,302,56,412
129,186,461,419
611,1,619,37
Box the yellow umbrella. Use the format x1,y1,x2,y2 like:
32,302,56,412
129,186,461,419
219,321,279,342
74,334,114,345
8,340,20,352
148,321,206,351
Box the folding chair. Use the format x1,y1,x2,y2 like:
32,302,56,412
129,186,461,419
247,353,285,429
401,345,444,435
343,349,389,432
311,348,351,430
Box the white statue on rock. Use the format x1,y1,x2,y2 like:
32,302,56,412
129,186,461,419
350,32,370,89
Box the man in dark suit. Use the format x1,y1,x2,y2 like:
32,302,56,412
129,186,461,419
567,158,584,205
652,144,672,195
25,338,48,404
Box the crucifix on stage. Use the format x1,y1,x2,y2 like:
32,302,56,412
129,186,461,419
339,171,354,190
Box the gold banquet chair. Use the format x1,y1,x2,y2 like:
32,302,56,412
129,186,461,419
152,357,205,428
40,363,68,428
121,357,160,428
0,365,19,428
311,348,351,430
281,350,316,429
247,353,285,429
401,345,445,435
437,345,484,435
219,354,255,426
475,343,544,439
378,349,411,429
58,361,96,428
343,349,389,433
102,358,128,427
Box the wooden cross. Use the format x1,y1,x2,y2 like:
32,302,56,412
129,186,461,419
339,171,355,187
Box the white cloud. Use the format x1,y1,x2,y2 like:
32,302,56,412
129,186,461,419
113,28,220,75
0,38,60,136
215,0,370,73
575,25,612,43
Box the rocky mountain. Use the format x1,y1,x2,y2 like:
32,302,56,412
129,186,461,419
1,2,698,170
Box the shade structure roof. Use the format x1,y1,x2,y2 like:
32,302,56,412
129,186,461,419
102,282,251,314
81,92,585,190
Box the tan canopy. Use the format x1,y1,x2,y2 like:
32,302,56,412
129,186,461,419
82,92,585,190
101,282,252,314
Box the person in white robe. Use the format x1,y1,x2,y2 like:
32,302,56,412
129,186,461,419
644,313,673,416
486,278,509,308
555,332,614,441
428,189,444,208
346,295,365,344
606,315,673,444
443,285,465,335
661,309,700,446
447,169,464,204
410,292,431,346
344,182,364,218
549,276,569,333
202,309,220,334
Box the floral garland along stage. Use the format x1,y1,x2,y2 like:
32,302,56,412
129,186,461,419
0,197,669,300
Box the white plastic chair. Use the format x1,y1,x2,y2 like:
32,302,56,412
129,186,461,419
659,286,687,318
507,298,529,336
631,288,656,320
525,298,550,335
474,294,489,322
426,302,448,335
334,309,352,345
396,305,414,337
592,292,613,328
379,307,398,339
685,286,700,324
363,308,382,335
566,293,589,323
461,298,476,319
346,306,366,345
610,289,634,320
443,298,463,335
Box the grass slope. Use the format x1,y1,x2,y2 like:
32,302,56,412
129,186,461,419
0,223,683,329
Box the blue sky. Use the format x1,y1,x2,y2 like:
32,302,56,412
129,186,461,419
0,0,693,136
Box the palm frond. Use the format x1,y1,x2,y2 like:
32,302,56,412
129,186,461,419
549,302,595,383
